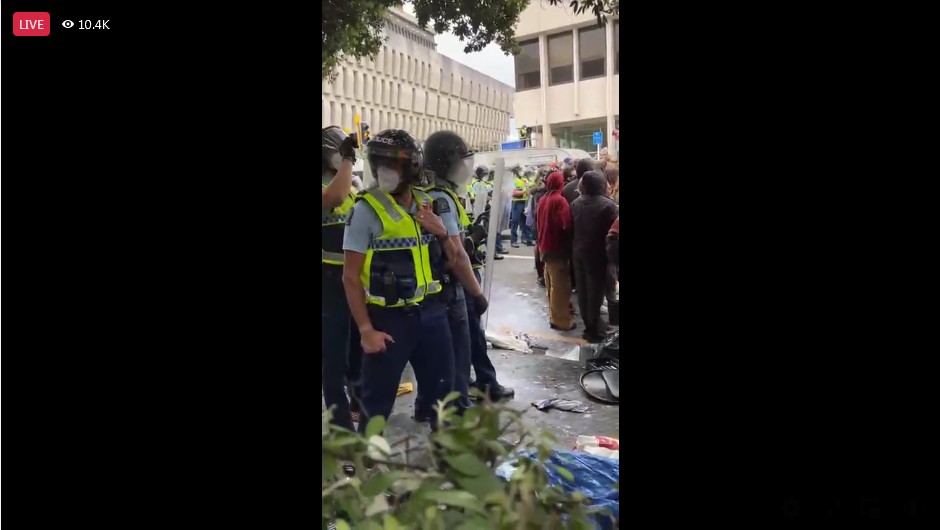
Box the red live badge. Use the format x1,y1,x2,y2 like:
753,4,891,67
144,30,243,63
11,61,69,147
13,12,51,36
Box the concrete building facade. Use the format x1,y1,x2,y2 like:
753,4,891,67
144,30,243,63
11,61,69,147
512,1,619,158
322,8,514,151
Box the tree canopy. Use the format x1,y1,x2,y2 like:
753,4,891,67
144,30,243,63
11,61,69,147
322,0,620,80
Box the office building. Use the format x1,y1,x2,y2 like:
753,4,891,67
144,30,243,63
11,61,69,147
512,2,619,158
321,7,514,151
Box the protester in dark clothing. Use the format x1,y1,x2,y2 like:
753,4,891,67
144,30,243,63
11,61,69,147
606,216,620,324
536,171,575,330
607,217,619,275
601,166,620,309
563,158,596,290
570,171,619,342
562,158,595,205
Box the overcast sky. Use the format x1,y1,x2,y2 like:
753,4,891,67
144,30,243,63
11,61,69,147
402,3,518,140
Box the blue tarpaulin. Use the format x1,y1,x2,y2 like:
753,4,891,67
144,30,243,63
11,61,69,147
495,450,619,529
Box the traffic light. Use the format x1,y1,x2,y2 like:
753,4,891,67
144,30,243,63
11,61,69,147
518,125,529,139
361,123,371,144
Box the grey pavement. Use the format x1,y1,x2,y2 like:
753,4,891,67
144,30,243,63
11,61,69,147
324,240,620,458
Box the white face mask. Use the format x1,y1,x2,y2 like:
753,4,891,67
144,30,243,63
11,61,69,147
377,167,402,193
447,158,473,192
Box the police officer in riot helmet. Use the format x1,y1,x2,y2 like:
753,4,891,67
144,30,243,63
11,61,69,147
321,126,363,432
422,131,514,404
410,131,490,416
342,128,456,434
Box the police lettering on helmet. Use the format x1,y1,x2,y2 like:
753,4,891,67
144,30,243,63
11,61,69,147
363,129,424,194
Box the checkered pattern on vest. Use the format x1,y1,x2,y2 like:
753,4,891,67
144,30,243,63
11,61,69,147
369,233,435,249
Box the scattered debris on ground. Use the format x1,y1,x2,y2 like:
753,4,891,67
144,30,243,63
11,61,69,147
531,395,591,413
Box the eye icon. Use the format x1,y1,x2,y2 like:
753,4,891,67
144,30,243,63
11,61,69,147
62,19,74,28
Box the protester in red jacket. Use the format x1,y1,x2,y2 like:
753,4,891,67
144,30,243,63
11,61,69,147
537,171,575,330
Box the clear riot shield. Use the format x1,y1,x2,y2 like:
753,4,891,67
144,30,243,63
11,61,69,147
481,158,513,331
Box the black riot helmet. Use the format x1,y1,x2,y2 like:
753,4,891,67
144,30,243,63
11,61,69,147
365,128,424,183
474,164,489,179
423,130,474,191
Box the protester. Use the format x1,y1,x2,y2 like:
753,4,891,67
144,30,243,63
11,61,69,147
562,158,595,291
604,166,619,203
536,171,575,330
570,171,619,342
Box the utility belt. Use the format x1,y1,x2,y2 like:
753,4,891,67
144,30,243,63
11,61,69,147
366,291,445,316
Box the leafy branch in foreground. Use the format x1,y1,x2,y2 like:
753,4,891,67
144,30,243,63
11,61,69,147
322,391,617,529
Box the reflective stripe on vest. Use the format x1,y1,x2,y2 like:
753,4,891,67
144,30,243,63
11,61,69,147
357,188,443,307
322,250,345,263
322,177,356,265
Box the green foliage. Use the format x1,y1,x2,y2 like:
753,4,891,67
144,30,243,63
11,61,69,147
321,0,620,81
322,392,617,529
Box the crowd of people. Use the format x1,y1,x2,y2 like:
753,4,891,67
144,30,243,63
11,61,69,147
490,156,620,342
322,124,620,452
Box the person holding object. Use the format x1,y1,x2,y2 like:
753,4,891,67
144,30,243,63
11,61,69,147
341,128,456,434
321,126,363,431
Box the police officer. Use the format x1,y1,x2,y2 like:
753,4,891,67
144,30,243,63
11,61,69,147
480,168,509,256
444,158,514,403
412,131,490,418
509,164,535,248
470,165,489,220
465,179,476,214
341,129,456,433
321,126,362,431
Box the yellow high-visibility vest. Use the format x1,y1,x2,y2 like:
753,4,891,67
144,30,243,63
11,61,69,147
322,177,356,265
357,188,443,307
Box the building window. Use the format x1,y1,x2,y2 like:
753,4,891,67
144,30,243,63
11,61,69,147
614,20,619,74
548,32,574,85
514,39,540,90
579,25,606,80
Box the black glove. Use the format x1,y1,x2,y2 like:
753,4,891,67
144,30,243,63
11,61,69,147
473,293,488,316
338,133,360,162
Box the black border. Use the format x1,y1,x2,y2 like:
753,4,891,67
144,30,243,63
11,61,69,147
2,0,934,525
